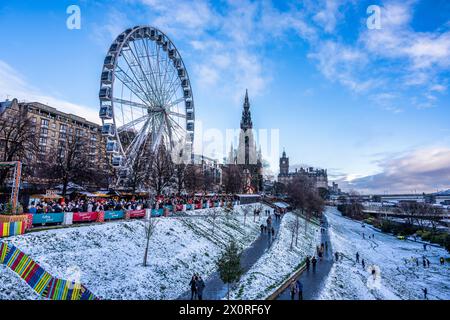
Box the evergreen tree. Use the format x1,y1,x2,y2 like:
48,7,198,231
216,240,243,299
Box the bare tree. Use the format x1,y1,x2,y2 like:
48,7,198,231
184,164,203,193
146,143,175,195
175,163,187,194
287,220,297,250
222,165,243,194
242,205,250,227
0,101,38,185
208,207,221,235
143,214,159,267
41,133,95,196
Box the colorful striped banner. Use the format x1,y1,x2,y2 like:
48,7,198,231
0,221,26,238
0,241,98,300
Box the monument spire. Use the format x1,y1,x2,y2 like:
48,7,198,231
240,89,253,131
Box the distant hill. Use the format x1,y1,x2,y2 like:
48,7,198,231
435,189,450,195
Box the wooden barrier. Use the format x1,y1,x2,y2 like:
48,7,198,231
266,262,306,300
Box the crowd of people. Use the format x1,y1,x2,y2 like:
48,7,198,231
23,194,241,214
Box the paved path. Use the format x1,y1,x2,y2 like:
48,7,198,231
276,216,334,300
178,213,282,300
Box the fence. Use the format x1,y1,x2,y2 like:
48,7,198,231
0,241,97,300
0,221,27,238
0,200,244,237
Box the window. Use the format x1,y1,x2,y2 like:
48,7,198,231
31,117,37,123
59,132,67,140
60,124,67,132
41,118,49,127
39,137,47,145
40,128,48,136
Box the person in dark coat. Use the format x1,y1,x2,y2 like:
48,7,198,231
296,280,303,300
311,256,317,270
361,259,365,269
306,256,311,270
356,252,360,263
440,257,445,265
423,288,428,300
426,259,430,268
335,252,339,261
289,281,297,300
189,274,198,300
196,276,205,300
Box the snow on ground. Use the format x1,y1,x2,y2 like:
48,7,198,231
1,204,269,300
0,265,42,300
229,212,320,300
318,207,450,300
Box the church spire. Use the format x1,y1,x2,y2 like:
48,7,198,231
240,89,252,131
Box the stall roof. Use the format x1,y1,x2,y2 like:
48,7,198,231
273,201,289,208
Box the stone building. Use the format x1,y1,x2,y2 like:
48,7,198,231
0,98,108,189
277,150,328,189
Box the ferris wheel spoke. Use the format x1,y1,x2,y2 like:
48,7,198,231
114,71,154,109
141,38,163,99
165,97,185,110
112,98,161,112
120,50,155,102
115,65,154,104
167,111,186,119
125,117,151,162
117,114,150,133
162,71,180,104
151,119,165,153
127,41,161,106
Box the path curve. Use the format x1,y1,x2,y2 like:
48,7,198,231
178,213,282,300
276,216,334,300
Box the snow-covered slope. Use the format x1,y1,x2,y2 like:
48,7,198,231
229,212,320,300
2,204,269,300
0,265,42,300
319,207,450,300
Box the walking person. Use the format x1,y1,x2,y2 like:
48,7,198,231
356,252,360,263
306,256,311,270
271,226,275,238
426,259,430,268
440,257,445,265
361,259,365,269
296,280,303,300
335,251,339,262
196,276,205,300
422,288,428,300
290,281,297,300
189,274,198,300
312,256,317,271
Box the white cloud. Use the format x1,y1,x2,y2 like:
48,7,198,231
0,60,100,124
339,147,450,193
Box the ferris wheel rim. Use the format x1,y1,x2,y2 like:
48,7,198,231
99,25,195,175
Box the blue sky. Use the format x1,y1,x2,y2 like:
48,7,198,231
0,0,449,194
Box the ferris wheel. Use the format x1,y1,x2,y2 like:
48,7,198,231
98,26,195,180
